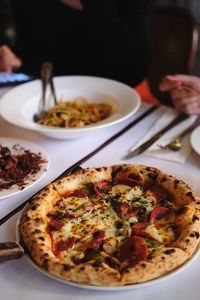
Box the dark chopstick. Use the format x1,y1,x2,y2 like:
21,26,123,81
0,105,158,226
68,106,158,165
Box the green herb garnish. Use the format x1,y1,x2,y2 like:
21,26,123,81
132,197,148,205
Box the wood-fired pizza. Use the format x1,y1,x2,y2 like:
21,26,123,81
20,164,200,286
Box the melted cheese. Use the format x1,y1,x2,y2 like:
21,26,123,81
54,199,118,242
103,236,125,255
145,223,175,244
49,182,177,262
124,186,143,201
111,184,131,197
61,196,88,209
111,185,142,202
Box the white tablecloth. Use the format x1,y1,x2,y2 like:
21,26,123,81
0,87,200,300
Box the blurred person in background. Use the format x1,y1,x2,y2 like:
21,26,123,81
159,74,200,115
0,0,155,86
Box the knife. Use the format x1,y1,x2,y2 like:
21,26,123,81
124,113,189,159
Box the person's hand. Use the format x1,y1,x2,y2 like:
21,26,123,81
159,74,200,115
0,45,22,73
61,0,84,10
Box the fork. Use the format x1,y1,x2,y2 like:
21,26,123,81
158,115,200,151
33,62,57,122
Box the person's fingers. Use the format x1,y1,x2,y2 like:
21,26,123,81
176,102,200,115
12,57,22,70
62,0,84,10
172,96,200,115
164,75,181,83
159,74,200,115
159,74,200,94
159,79,179,91
0,45,22,72
170,87,196,100
159,75,182,91
166,74,200,93
172,95,196,108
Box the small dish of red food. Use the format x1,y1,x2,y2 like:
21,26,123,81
0,137,49,199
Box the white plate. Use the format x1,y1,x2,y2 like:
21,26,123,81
190,126,200,156
16,211,200,291
0,137,49,199
0,76,141,140
22,243,200,291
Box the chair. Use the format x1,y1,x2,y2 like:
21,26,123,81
136,5,199,106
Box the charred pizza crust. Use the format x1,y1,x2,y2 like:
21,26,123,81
20,164,200,286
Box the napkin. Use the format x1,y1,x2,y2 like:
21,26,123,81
130,106,196,163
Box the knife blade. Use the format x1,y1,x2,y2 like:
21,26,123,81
124,113,189,159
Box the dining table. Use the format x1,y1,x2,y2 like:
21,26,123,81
0,84,200,300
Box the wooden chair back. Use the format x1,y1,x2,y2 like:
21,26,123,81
147,5,199,106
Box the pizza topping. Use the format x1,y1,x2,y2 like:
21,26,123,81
144,223,175,244
131,197,149,206
47,179,176,262
130,197,152,218
149,206,170,223
145,186,168,202
111,200,138,219
104,256,120,270
131,222,151,238
53,237,75,255
111,185,142,201
113,172,144,187
103,236,125,255
47,219,64,232
72,248,104,265
88,230,105,250
115,220,132,236
131,206,175,244
47,210,73,221
117,236,148,263
93,180,111,196
44,167,181,270
57,196,93,218
68,189,88,198
144,238,161,252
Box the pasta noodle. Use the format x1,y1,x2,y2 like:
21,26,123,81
36,97,113,128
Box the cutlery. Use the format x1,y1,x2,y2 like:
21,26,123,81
0,242,24,262
158,115,200,151
124,113,189,159
33,62,57,122
0,105,158,226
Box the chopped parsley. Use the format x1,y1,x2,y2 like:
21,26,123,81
131,197,148,205
55,210,66,218
144,237,161,251
68,208,76,212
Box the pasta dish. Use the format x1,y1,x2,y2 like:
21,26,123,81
36,97,113,128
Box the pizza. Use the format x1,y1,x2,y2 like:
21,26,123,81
20,164,200,286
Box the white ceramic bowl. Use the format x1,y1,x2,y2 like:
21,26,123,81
0,76,141,139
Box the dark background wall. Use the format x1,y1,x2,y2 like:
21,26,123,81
0,0,16,47
0,0,200,76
